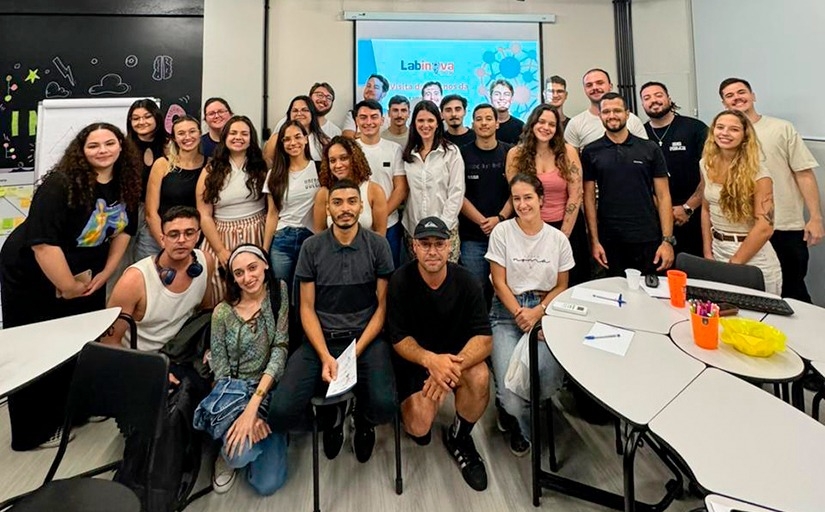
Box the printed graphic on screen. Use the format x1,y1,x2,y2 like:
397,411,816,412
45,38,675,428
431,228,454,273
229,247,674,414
357,39,540,121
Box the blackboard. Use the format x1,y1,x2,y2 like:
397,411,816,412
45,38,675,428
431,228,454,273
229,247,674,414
0,13,203,170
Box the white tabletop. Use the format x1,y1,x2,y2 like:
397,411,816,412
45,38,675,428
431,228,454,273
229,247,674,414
545,277,686,335
669,319,804,382
762,298,825,362
705,494,778,512
650,368,825,512
0,307,121,398
542,315,705,426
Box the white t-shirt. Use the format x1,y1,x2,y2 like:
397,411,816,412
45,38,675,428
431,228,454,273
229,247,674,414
213,161,266,221
485,220,575,296
401,143,465,232
357,138,405,227
263,161,320,231
701,158,772,235
753,115,819,230
564,109,648,149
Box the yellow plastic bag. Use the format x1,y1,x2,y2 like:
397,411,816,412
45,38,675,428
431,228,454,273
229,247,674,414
720,318,786,357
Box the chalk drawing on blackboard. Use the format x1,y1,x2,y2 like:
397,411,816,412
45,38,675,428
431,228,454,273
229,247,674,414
152,55,173,81
45,81,71,99
52,57,76,87
125,55,138,68
25,70,40,84
164,104,188,133
4,75,18,102
44,70,50,75
90,58,99,65
13,63,20,70
88,73,131,96
178,95,190,104
3,141,16,161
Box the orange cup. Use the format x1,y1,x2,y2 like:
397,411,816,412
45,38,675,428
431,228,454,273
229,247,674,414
691,311,719,349
667,270,687,308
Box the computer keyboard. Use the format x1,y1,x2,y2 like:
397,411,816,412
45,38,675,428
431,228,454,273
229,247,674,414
685,285,795,316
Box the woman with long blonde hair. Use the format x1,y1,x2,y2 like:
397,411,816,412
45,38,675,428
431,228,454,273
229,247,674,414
700,109,781,294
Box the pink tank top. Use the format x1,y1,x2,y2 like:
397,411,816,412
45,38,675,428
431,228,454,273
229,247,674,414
538,170,567,223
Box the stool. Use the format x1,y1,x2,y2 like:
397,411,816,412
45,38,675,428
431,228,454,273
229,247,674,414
310,391,402,512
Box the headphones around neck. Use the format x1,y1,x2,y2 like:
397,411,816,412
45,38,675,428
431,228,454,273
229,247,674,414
155,250,204,286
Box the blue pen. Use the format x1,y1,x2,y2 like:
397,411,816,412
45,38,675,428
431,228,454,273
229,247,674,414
585,334,621,340
592,293,626,307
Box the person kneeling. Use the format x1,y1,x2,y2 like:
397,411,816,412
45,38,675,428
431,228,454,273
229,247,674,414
388,216,493,492
194,244,290,495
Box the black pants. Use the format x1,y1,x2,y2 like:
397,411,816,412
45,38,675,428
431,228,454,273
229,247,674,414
770,230,811,302
673,209,704,259
600,239,660,277
549,214,592,286
268,336,397,432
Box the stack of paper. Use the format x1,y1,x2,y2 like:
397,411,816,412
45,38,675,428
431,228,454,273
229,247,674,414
326,340,358,398
582,322,635,356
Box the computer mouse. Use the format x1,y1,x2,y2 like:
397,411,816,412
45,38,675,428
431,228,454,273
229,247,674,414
645,274,659,288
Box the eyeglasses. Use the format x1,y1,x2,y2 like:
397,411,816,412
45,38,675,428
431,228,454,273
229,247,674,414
291,108,311,115
312,92,334,102
418,240,449,252
164,228,200,240
205,109,229,119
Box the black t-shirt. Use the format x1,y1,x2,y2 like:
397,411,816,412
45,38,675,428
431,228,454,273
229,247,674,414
387,262,491,355
644,114,707,205
444,129,476,148
0,173,138,289
581,134,669,244
496,116,525,145
200,133,219,160
158,164,205,215
459,141,513,242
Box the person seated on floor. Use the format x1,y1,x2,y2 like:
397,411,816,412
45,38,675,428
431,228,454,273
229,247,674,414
268,179,397,464
486,173,574,457
103,205,214,361
194,244,290,495
387,216,493,492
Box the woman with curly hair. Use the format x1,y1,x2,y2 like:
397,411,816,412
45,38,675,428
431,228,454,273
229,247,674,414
196,115,268,304
0,122,141,451
505,104,589,285
263,96,330,164
312,135,387,234
701,110,780,294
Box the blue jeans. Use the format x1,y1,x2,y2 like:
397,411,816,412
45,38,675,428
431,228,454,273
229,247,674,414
386,222,403,270
489,293,564,441
269,227,313,303
134,205,161,261
460,239,492,308
222,430,288,496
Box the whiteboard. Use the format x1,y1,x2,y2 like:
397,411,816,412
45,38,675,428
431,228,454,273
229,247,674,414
34,97,160,180
692,0,825,140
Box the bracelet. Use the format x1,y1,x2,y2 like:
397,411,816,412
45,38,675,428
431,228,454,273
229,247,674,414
497,214,505,222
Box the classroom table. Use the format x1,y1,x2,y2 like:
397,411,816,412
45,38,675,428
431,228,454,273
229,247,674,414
530,315,705,511
762,298,825,362
0,307,121,398
704,494,779,512
649,368,825,512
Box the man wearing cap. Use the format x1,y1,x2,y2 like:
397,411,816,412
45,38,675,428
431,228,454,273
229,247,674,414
268,179,396,464
387,216,492,491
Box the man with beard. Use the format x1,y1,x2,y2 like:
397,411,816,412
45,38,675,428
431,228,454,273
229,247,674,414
268,179,396,464
273,82,341,138
543,75,570,129
343,74,390,139
719,77,823,302
582,92,674,276
441,94,476,147
490,79,524,144
565,68,648,150
388,216,492,491
641,81,707,257
381,95,410,147
421,81,443,106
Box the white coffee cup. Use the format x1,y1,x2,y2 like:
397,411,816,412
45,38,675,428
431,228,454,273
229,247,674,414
625,268,642,290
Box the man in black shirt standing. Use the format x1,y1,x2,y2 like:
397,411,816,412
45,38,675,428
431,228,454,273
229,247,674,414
459,103,512,307
582,92,675,276
641,81,707,257
441,94,476,147
388,217,492,492
490,79,524,144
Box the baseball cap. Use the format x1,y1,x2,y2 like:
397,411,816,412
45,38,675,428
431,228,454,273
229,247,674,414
414,216,450,239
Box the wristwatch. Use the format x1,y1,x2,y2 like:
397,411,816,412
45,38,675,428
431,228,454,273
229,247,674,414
497,214,505,222
662,235,677,246
682,203,694,216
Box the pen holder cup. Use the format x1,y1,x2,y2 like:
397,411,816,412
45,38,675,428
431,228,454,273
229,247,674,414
691,311,719,350
667,270,687,308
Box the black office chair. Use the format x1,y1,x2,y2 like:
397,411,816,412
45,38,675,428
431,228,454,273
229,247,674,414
6,342,169,511
674,253,766,292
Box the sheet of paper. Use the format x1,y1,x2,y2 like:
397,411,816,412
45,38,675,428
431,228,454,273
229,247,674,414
326,339,357,398
582,322,634,356
570,286,624,308
641,280,670,299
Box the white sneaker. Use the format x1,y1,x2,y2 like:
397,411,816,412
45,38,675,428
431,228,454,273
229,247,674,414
38,427,76,449
212,455,236,494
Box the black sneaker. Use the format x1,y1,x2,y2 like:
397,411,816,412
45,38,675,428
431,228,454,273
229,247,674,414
442,426,488,491
509,428,531,457
408,429,432,446
496,404,517,433
323,421,344,460
352,421,375,463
